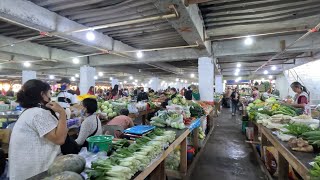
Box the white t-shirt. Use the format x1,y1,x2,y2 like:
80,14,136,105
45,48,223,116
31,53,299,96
9,107,61,180
75,114,102,146
57,90,78,108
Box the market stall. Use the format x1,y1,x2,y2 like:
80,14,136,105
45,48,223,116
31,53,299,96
26,95,216,180
244,97,320,179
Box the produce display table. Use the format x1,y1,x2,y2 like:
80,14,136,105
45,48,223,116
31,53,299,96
166,109,215,179
134,127,190,180
256,124,314,180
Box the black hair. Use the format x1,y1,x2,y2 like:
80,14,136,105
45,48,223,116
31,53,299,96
253,87,259,91
16,79,51,108
82,98,98,115
89,86,94,91
120,109,129,116
291,81,310,98
170,87,177,92
111,85,119,96
187,86,191,90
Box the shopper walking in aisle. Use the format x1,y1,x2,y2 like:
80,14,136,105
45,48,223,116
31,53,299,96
9,79,68,180
76,98,102,147
184,86,193,100
231,88,240,116
56,78,78,119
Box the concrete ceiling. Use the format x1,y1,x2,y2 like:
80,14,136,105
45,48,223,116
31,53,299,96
0,0,319,82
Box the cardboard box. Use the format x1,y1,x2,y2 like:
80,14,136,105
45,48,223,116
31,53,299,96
0,129,11,144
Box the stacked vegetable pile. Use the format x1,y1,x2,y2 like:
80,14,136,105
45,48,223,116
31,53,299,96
171,94,187,106
111,101,127,114
98,101,118,119
310,156,320,178
189,102,205,118
165,147,180,171
247,97,299,121
150,111,185,129
87,129,176,180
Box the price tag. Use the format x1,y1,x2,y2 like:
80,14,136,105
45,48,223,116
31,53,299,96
258,108,263,111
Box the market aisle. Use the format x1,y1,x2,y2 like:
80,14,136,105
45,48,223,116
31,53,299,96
190,108,266,180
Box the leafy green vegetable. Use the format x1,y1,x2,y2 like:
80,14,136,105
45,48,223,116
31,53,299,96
284,123,313,136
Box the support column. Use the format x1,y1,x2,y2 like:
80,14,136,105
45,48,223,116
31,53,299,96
198,57,214,101
150,77,160,91
80,66,95,95
215,75,223,94
111,79,119,88
22,70,36,84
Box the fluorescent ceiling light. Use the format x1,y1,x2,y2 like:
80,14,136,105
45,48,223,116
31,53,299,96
86,31,95,41
72,58,79,64
23,61,31,67
244,37,253,45
136,51,143,58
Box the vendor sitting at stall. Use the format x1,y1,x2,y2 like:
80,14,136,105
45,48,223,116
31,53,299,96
75,98,102,147
284,81,311,114
170,87,178,99
159,93,169,109
107,109,134,138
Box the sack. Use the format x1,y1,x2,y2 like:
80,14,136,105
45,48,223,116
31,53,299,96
61,135,80,155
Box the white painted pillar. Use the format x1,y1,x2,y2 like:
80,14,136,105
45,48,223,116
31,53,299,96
22,70,36,84
198,57,214,101
150,77,160,91
215,75,223,93
80,66,95,95
111,79,119,88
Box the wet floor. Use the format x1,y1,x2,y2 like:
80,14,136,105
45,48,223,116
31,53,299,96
190,108,266,180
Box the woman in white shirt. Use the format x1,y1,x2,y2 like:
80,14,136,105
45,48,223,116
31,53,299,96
9,79,68,180
76,98,102,147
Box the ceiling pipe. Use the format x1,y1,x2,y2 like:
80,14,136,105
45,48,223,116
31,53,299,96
254,23,320,73
124,42,199,52
207,29,308,41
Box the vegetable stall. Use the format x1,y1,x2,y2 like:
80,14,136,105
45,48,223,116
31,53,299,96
28,100,215,180
243,97,320,179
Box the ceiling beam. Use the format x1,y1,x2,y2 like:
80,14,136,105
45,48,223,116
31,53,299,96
0,0,189,75
212,33,320,57
206,14,320,37
153,0,211,55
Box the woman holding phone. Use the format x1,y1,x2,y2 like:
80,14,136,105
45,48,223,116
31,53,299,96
9,79,68,180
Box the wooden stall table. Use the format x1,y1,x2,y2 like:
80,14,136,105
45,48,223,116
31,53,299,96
257,125,314,180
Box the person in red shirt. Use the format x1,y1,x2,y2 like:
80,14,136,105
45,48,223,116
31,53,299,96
284,82,310,111
87,86,95,95
107,109,134,138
